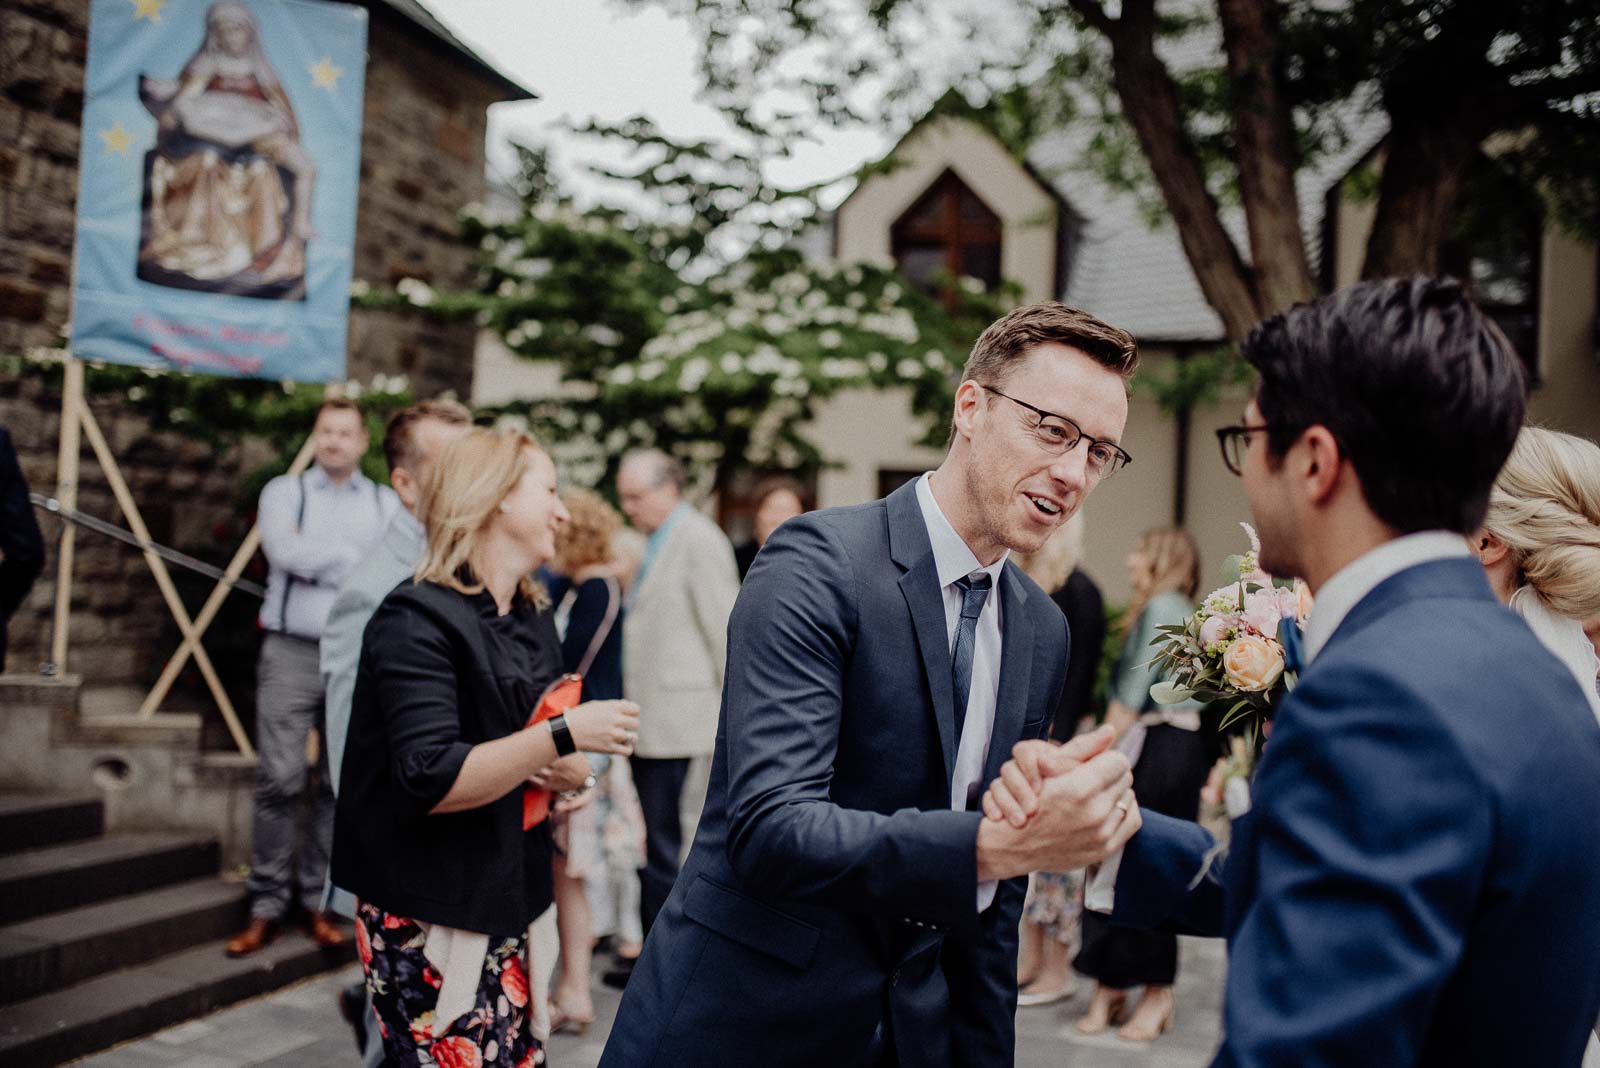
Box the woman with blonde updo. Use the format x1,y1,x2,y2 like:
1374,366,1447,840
1073,527,1208,1042
332,429,641,1068
1474,426,1600,721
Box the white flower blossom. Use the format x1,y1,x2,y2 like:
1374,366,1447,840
720,352,744,374
583,324,623,347
923,349,947,369
610,364,637,385
660,296,679,314
818,329,843,350
896,358,924,380
348,279,370,298
867,352,888,373
844,266,864,285
638,362,663,382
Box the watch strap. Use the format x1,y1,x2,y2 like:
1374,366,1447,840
548,714,577,757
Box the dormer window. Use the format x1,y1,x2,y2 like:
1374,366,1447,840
891,170,1003,308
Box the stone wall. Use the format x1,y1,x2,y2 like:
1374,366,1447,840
0,0,516,702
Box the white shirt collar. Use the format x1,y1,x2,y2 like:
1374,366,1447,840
914,473,1008,590
308,464,367,492
1303,530,1472,662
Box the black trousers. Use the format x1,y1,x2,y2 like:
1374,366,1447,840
631,755,691,937
1075,723,1210,989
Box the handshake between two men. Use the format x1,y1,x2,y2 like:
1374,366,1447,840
974,725,1141,883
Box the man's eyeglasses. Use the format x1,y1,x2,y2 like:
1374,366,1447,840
1215,424,1285,475
981,386,1133,479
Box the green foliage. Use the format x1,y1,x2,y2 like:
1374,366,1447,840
354,137,1014,489
1135,348,1253,416
2,352,414,503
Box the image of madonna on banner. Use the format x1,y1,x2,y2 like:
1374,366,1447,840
71,0,366,382
137,2,316,299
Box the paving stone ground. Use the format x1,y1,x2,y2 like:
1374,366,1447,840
74,937,1224,1067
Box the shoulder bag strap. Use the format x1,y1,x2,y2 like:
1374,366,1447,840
575,576,621,678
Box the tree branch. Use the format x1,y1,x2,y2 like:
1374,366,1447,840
1085,5,1264,339
1216,0,1313,313
1062,0,1114,37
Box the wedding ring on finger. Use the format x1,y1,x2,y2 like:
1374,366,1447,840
624,730,638,747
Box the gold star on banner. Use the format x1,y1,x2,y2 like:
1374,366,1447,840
130,0,166,22
309,56,343,91
99,122,133,156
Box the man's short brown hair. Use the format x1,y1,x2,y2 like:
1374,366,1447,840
382,399,473,473
315,396,364,425
963,301,1139,387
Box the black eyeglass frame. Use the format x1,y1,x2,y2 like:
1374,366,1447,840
1215,423,1297,476
980,385,1133,477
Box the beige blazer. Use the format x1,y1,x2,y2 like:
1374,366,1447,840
622,506,740,758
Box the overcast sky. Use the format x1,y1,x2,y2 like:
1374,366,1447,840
421,0,894,208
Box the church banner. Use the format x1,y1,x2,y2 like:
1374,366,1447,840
70,0,367,381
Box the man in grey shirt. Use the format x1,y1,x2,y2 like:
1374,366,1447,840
227,398,398,957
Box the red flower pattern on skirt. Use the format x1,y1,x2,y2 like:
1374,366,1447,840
354,902,540,1068
430,1036,483,1068
500,956,530,1008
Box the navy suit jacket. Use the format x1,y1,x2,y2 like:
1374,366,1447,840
601,480,1068,1067
1113,558,1600,1066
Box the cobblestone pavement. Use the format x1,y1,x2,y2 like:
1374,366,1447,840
75,937,1223,1067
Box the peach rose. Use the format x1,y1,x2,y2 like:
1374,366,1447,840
1294,580,1314,623
1223,634,1285,692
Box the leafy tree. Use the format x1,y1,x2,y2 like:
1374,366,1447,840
357,141,1013,487
630,0,1600,339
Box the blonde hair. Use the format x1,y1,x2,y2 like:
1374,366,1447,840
1484,427,1600,621
414,427,546,606
556,487,622,572
1016,512,1086,595
1124,527,1200,632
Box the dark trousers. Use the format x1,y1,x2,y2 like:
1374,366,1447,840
247,632,334,920
631,755,691,937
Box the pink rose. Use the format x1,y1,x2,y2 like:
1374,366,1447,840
1242,590,1285,636
1198,614,1231,649
1223,634,1285,692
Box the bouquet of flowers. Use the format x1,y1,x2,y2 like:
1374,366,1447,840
1148,523,1313,735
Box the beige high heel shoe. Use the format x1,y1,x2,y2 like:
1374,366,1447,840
1072,989,1128,1035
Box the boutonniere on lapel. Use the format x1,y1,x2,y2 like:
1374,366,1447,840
1146,524,1312,810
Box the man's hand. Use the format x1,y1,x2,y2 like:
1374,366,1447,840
529,753,593,793
982,725,1116,828
975,737,1140,881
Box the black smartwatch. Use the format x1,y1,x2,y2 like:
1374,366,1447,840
548,714,577,757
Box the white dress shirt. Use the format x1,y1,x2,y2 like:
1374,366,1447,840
915,473,1007,912
1086,530,1473,914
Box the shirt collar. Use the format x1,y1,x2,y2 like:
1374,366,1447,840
308,464,367,492
914,472,1008,590
648,501,690,547
1303,530,1472,662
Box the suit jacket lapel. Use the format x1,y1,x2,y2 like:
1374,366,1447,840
887,481,959,783
984,562,1034,785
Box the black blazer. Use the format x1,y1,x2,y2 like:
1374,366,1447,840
602,479,1068,1067
332,579,558,936
1049,568,1105,740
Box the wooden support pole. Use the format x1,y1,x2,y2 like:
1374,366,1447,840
76,402,259,757
137,434,317,730
49,359,84,674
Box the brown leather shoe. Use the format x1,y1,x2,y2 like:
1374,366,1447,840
305,911,347,947
225,917,280,958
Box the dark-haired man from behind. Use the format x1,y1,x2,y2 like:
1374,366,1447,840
990,277,1600,1066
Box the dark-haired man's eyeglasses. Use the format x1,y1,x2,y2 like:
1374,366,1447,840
1216,424,1282,476
981,385,1133,479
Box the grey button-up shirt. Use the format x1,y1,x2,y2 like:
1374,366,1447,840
256,464,397,640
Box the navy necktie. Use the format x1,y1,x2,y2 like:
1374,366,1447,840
1278,617,1306,676
951,573,993,749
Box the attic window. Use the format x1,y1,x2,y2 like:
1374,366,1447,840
891,170,1002,307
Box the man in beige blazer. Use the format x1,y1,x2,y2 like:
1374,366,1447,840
616,448,741,957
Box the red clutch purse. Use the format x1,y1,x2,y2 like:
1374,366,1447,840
523,673,583,830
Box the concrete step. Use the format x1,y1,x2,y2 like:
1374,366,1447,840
0,833,220,925
0,794,104,856
0,877,249,1005
0,930,355,1064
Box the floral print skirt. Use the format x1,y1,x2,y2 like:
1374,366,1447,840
1023,870,1084,947
356,901,545,1068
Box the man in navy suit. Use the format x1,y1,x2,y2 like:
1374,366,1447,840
602,303,1148,1066
989,277,1600,1065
